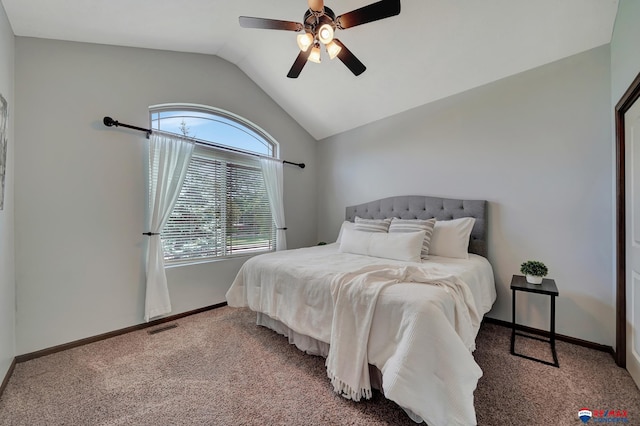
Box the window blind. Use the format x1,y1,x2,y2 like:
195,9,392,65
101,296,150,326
161,146,275,262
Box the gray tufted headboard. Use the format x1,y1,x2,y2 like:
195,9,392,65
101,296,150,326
345,195,488,258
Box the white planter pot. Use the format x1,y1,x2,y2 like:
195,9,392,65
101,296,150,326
526,274,543,284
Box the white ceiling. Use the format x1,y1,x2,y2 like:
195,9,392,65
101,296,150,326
1,0,619,140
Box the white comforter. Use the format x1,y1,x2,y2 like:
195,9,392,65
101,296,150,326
226,243,496,426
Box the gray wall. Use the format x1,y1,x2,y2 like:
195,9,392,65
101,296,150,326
14,38,317,354
0,3,15,382
317,45,613,346
611,0,640,104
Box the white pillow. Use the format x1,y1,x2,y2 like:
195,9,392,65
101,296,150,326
339,228,426,262
428,217,476,259
336,220,355,244
389,217,437,259
354,216,392,233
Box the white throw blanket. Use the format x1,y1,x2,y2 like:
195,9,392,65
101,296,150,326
325,264,481,403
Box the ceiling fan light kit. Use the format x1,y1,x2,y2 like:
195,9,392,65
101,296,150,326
239,0,401,78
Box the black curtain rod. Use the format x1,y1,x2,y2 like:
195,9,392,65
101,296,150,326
103,116,305,169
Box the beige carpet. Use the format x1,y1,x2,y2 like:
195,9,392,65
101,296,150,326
0,306,639,425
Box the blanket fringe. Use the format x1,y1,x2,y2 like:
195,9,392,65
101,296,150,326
327,370,372,402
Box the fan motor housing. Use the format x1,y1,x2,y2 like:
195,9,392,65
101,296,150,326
303,6,337,34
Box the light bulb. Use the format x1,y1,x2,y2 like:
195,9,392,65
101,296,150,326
326,40,341,59
296,32,314,52
318,24,334,44
308,44,321,63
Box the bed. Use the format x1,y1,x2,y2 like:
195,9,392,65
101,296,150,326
226,195,496,426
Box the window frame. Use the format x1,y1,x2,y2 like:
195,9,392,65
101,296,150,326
149,104,280,265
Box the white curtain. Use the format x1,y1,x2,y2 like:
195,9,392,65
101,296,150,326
260,158,287,251
145,132,195,321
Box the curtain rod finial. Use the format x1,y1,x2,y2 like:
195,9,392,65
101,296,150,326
103,116,117,127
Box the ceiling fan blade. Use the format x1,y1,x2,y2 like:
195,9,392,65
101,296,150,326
308,0,324,13
239,16,303,31
336,0,401,29
287,49,312,79
333,39,366,76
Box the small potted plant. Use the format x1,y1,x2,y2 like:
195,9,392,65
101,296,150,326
520,260,548,284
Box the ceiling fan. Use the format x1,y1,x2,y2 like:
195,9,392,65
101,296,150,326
239,0,401,78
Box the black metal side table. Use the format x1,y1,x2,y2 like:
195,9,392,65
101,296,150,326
510,274,559,367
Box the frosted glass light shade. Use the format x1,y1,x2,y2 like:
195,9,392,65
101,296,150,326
326,41,341,59
318,24,334,44
297,33,314,52
308,45,321,63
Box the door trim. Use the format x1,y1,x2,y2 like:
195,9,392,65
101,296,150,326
615,71,640,367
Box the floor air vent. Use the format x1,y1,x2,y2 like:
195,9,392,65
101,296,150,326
147,323,178,335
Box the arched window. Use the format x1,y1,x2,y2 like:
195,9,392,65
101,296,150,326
149,104,278,263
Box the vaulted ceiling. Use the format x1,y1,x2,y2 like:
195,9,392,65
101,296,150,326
0,0,619,139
